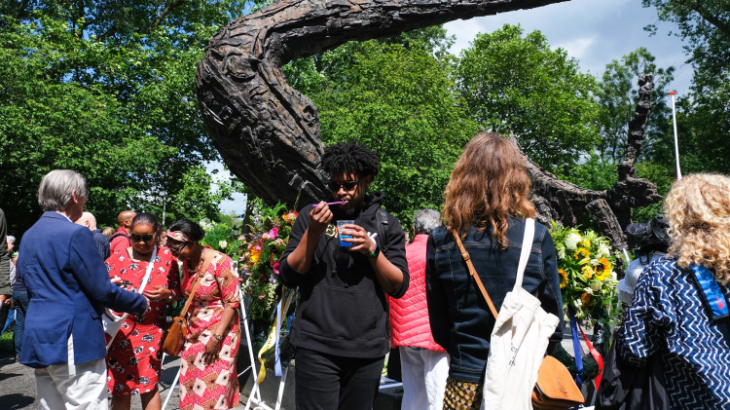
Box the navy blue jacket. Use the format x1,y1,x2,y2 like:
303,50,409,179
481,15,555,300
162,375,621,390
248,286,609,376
91,228,111,260
426,218,563,383
17,212,147,368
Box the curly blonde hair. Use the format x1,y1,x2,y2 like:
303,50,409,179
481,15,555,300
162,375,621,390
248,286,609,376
665,173,730,285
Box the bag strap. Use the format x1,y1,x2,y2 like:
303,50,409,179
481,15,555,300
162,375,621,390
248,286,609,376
514,218,535,292
451,230,499,318
375,208,391,252
180,249,218,317
450,218,536,319
136,246,157,295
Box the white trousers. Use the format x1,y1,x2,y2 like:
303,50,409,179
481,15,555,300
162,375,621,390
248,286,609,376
35,335,109,410
399,346,450,410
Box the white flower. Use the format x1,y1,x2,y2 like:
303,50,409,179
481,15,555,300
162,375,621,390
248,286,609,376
557,246,566,260
597,243,611,259
219,240,228,249
574,298,583,308
199,219,213,231
565,233,581,251
583,287,594,295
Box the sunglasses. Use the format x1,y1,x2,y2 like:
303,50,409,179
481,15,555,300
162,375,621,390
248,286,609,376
327,179,360,192
130,233,155,243
168,241,188,252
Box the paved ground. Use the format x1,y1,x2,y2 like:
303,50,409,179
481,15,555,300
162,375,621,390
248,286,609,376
0,356,245,410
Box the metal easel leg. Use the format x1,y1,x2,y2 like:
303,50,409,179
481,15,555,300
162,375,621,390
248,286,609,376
162,367,181,410
274,366,289,410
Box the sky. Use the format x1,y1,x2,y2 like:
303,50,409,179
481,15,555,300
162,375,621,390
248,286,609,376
216,0,693,215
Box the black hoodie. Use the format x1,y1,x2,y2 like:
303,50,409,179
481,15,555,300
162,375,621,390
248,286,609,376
280,192,409,358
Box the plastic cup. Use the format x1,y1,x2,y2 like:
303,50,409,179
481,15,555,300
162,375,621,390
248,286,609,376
337,220,355,247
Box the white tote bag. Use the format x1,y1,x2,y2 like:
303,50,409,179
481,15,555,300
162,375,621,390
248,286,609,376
103,246,157,351
479,219,560,410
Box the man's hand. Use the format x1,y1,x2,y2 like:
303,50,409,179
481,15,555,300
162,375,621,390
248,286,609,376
203,338,221,366
143,285,171,303
308,202,333,237
342,224,377,255
0,295,10,306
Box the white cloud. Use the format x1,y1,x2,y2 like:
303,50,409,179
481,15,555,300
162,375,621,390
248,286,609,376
555,37,595,60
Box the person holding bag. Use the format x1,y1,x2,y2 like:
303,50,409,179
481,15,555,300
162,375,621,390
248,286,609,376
165,219,241,410
426,132,564,410
105,213,181,410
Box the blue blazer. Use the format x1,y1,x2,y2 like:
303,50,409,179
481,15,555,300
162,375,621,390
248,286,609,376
17,212,147,368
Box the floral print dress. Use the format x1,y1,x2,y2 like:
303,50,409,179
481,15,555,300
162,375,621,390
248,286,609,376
105,247,181,396
179,249,241,410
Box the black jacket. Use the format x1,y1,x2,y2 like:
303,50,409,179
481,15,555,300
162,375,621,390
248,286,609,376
280,192,410,359
426,218,563,382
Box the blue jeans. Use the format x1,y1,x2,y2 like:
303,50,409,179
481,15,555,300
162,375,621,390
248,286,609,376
12,291,29,359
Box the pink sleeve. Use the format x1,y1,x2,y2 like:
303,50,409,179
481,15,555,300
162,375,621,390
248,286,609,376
215,256,240,309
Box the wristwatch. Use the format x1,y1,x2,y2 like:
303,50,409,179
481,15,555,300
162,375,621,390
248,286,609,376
367,244,381,259
212,333,223,342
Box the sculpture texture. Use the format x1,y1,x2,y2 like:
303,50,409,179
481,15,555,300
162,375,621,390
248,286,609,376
196,0,659,248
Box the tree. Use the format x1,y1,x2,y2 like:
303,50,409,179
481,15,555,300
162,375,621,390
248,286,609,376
596,47,675,163
0,1,254,233
287,28,477,226
454,24,600,172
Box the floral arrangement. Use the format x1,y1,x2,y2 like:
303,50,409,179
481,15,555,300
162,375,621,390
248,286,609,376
238,201,298,322
550,221,620,328
199,218,243,256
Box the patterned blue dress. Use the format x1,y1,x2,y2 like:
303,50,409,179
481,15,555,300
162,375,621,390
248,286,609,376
619,256,730,409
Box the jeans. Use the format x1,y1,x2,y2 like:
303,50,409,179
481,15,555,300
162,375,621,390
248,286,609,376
12,290,29,359
295,347,385,410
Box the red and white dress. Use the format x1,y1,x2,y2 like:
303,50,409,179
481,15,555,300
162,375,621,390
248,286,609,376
179,249,241,410
105,247,181,396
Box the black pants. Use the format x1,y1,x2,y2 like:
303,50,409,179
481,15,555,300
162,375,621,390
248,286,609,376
295,347,385,410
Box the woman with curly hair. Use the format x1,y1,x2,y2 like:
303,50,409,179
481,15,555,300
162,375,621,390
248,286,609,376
426,132,563,410
618,173,730,409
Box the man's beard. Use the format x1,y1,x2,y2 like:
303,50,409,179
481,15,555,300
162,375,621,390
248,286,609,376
342,206,359,217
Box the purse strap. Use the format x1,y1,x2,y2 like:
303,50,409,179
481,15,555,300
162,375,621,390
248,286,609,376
450,218,535,319
180,249,218,317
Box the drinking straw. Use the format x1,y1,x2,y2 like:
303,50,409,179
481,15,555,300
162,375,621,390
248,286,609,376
313,201,345,207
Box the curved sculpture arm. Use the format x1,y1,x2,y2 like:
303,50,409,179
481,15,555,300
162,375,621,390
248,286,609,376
196,0,569,206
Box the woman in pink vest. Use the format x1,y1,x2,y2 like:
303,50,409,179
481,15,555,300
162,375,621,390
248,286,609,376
389,209,449,410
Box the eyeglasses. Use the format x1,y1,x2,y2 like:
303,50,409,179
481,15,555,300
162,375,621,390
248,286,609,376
130,234,155,243
168,241,188,252
327,179,360,192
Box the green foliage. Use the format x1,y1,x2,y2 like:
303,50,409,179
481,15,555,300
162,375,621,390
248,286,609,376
596,47,675,163
0,2,252,233
455,24,600,171
559,155,618,192
199,218,243,256
0,331,12,355
287,27,478,227
632,161,675,221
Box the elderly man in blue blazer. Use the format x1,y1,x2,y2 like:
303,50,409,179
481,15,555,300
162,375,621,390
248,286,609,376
17,169,149,410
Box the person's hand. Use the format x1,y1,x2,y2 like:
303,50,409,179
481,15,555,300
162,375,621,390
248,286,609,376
110,277,122,285
144,296,151,311
203,337,221,366
143,286,171,303
0,295,10,305
308,202,333,237
342,224,376,255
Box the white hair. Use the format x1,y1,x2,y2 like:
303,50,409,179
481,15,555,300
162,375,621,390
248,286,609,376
38,170,88,211
414,209,441,235
7,235,15,244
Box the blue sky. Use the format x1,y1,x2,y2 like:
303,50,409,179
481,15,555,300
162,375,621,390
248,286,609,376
216,0,692,215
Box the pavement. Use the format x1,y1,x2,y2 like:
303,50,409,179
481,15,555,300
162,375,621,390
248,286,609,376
0,355,245,410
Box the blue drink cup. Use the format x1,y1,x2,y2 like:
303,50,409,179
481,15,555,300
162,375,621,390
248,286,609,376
337,220,355,247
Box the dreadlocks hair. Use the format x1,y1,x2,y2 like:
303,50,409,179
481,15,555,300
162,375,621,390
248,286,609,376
320,141,380,179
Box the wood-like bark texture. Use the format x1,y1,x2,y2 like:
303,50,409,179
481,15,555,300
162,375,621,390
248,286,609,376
196,0,569,206
525,75,662,250
196,0,661,249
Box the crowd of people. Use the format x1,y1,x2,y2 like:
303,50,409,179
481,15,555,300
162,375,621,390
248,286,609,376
1,132,729,410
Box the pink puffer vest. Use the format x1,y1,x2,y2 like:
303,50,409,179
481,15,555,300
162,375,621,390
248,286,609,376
388,234,445,351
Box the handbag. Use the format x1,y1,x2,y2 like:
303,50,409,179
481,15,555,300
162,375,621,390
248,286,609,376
104,246,157,351
451,220,584,410
160,249,217,357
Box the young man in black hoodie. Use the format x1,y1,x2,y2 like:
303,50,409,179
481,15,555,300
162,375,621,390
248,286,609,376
280,142,410,410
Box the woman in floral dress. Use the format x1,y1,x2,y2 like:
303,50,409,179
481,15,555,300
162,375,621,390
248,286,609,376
106,213,181,410
166,219,241,410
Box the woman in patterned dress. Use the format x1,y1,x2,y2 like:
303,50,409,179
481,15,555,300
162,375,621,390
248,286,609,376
166,219,241,410
618,174,730,410
106,213,181,410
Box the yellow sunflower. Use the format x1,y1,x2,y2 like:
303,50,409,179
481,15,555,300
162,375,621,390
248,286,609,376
595,258,612,281
574,247,590,260
581,292,592,306
582,265,594,280
559,269,569,289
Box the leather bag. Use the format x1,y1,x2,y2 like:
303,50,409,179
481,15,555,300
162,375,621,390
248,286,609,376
160,249,217,356
451,224,584,410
